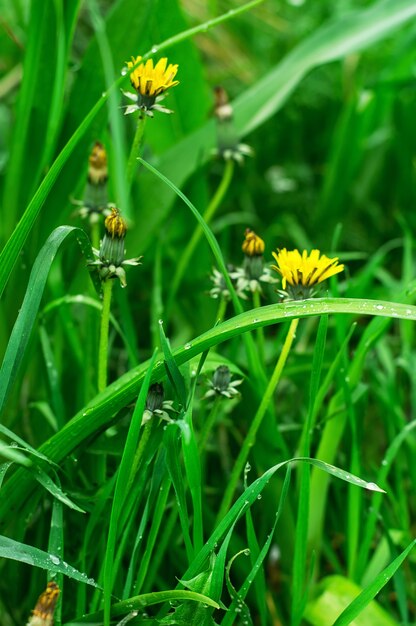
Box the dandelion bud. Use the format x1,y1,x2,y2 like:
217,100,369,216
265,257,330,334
88,141,108,185
27,581,60,626
212,365,232,392
105,207,127,239
242,229,265,257
213,86,233,123
145,383,165,413
89,206,141,287
204,365,243,400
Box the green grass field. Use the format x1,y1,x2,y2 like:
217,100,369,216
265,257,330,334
1,1,416,624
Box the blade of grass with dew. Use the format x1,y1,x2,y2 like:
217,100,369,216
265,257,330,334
0,424,57,465
0,441,31,466
31,467,86,513
181,457,384,585
0,226,98,417
0,297,414,530
48,497,64,626
332,539,416,626
0,535,99,587
102,349,158,626
245,508,267,626
221,466,292,626
72,590,220,624
134,0,416,252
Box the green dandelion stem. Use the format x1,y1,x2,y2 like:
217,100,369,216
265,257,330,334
252,289,265,362
167,159,235,317
199,396,222,452
215,295,228,324
126,114,147,188
98,279,114,392
216,318,298,523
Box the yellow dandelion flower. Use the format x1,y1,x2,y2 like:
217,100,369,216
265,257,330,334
242,228,265,257
128,56,179,97
123,55,179,117
271,248,344,300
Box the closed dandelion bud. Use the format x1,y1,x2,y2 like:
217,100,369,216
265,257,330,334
100,208,127,268
212,86,252,164
242,229,265,257
72,141,109,222
105,207,127,239
213,86,233,123
89,206,142,287
27,581,60,626
212,365,232,392
141,382,175,425
242,228,266,282
145,383,165,413
88,141,108,185
204,365,243,400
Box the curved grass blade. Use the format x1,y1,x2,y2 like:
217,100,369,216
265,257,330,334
0,297,413,529
0,535,99,587
72,590,220,623
332,539,416,626
0,226,97,417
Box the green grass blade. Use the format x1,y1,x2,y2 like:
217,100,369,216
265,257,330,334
332,539,416,626
0,226,96,416
72,590,220,623
48,496,64,626
0,535,99,587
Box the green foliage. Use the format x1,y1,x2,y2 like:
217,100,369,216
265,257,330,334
1,0,416,625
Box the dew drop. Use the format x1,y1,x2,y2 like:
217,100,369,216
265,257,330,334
121,67,128,76
151,45,159,53
158,319,163,326
375,304,384,311
184,343,192,350
50,555,60,565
